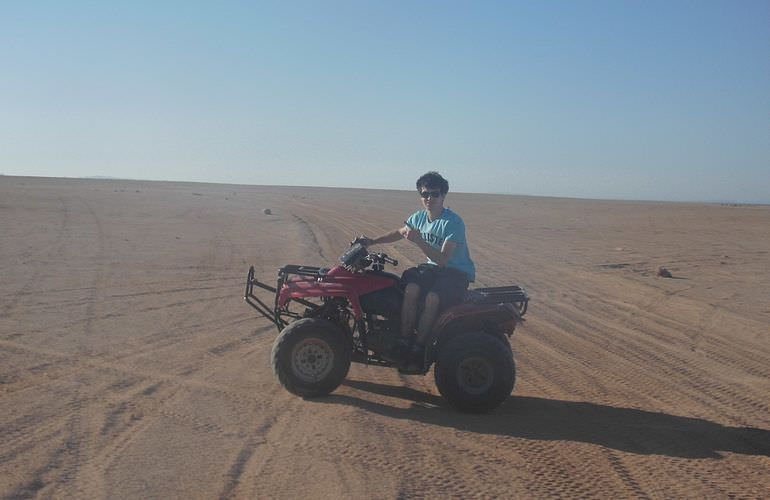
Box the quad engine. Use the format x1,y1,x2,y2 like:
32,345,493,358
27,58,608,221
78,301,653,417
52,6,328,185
363,314,407,363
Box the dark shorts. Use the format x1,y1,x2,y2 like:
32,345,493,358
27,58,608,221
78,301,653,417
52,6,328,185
401,264,470,310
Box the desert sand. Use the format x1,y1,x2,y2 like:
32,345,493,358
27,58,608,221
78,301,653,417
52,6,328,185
1,176,769,498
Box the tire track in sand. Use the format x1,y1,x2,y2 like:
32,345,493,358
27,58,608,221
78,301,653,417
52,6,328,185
1,195,70,322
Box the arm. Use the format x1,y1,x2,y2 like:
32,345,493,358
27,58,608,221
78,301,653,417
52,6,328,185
370,228,406,245
358,225,410,246
406,229,457,266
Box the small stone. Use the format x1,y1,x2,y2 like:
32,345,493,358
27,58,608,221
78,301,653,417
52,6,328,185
657,267,672,278
263,208,272,215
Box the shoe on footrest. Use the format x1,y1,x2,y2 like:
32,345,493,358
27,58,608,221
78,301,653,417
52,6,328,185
397,343,425,375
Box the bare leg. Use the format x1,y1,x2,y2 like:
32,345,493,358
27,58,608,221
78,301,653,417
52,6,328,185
416,291,440,344
401,283,420,338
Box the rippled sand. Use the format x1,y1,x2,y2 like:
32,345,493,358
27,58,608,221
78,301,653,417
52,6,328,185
1,176,768,498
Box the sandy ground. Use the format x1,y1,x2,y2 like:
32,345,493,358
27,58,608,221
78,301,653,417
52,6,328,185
1,176,769,499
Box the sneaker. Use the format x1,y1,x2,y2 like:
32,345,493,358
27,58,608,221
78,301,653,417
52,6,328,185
398,343,425,375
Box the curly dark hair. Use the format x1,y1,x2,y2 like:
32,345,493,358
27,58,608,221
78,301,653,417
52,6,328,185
416,171,449,195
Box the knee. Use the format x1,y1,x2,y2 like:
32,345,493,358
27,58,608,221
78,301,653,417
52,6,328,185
404,283,420,300
424,291,440,310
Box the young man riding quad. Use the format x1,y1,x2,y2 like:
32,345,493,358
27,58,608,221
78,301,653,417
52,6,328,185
357,171,475,372
244,171,528,411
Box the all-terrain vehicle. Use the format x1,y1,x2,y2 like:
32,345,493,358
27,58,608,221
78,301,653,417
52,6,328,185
244,242,528,412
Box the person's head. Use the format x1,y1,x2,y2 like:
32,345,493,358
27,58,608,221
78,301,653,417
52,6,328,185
416,171,449,212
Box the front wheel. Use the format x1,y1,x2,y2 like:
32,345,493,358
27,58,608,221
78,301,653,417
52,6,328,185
434,332,515,413
271,318,351,398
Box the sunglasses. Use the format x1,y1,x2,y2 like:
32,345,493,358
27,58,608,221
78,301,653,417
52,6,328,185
419,190,443,199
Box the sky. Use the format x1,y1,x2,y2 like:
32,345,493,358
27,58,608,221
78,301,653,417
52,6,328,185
1,1,768,203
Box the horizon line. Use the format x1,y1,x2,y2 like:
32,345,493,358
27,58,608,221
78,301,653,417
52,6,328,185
2,173,768,207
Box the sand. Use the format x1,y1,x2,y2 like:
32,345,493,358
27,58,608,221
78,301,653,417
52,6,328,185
1,176,769,498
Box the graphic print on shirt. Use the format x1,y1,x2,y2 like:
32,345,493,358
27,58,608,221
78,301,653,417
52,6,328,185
422,232,443,247
406,207,476,282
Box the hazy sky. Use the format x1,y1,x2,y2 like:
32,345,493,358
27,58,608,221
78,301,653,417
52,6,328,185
2,1,768,202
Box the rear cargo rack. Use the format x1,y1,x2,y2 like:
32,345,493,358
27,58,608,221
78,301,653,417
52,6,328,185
469,285,529,316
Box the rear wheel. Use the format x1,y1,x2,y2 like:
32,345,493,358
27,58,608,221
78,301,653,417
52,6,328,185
271,318,351,397
434,332,515,413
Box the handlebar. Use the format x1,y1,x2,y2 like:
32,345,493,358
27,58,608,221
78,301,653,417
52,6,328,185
373,253,398,267
346,238,398,270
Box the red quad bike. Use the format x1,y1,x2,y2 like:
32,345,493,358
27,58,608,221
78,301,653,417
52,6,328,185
244,242,529,413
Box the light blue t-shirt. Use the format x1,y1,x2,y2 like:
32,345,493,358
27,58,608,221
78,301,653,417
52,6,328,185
406,207,476,282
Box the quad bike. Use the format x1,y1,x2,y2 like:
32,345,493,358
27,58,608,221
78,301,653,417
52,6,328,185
244,242,528,413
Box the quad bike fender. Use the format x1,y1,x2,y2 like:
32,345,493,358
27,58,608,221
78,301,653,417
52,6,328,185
278,279,365,320
426,303,518,361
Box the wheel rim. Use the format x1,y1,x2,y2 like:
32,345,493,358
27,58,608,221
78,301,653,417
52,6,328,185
456,356,494,395
291,338,335,383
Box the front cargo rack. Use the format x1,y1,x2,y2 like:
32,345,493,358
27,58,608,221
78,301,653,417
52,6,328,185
244,265,324,331
278,265,329,278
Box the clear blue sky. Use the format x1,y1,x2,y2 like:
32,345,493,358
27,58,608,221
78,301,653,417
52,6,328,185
2,1,768,202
